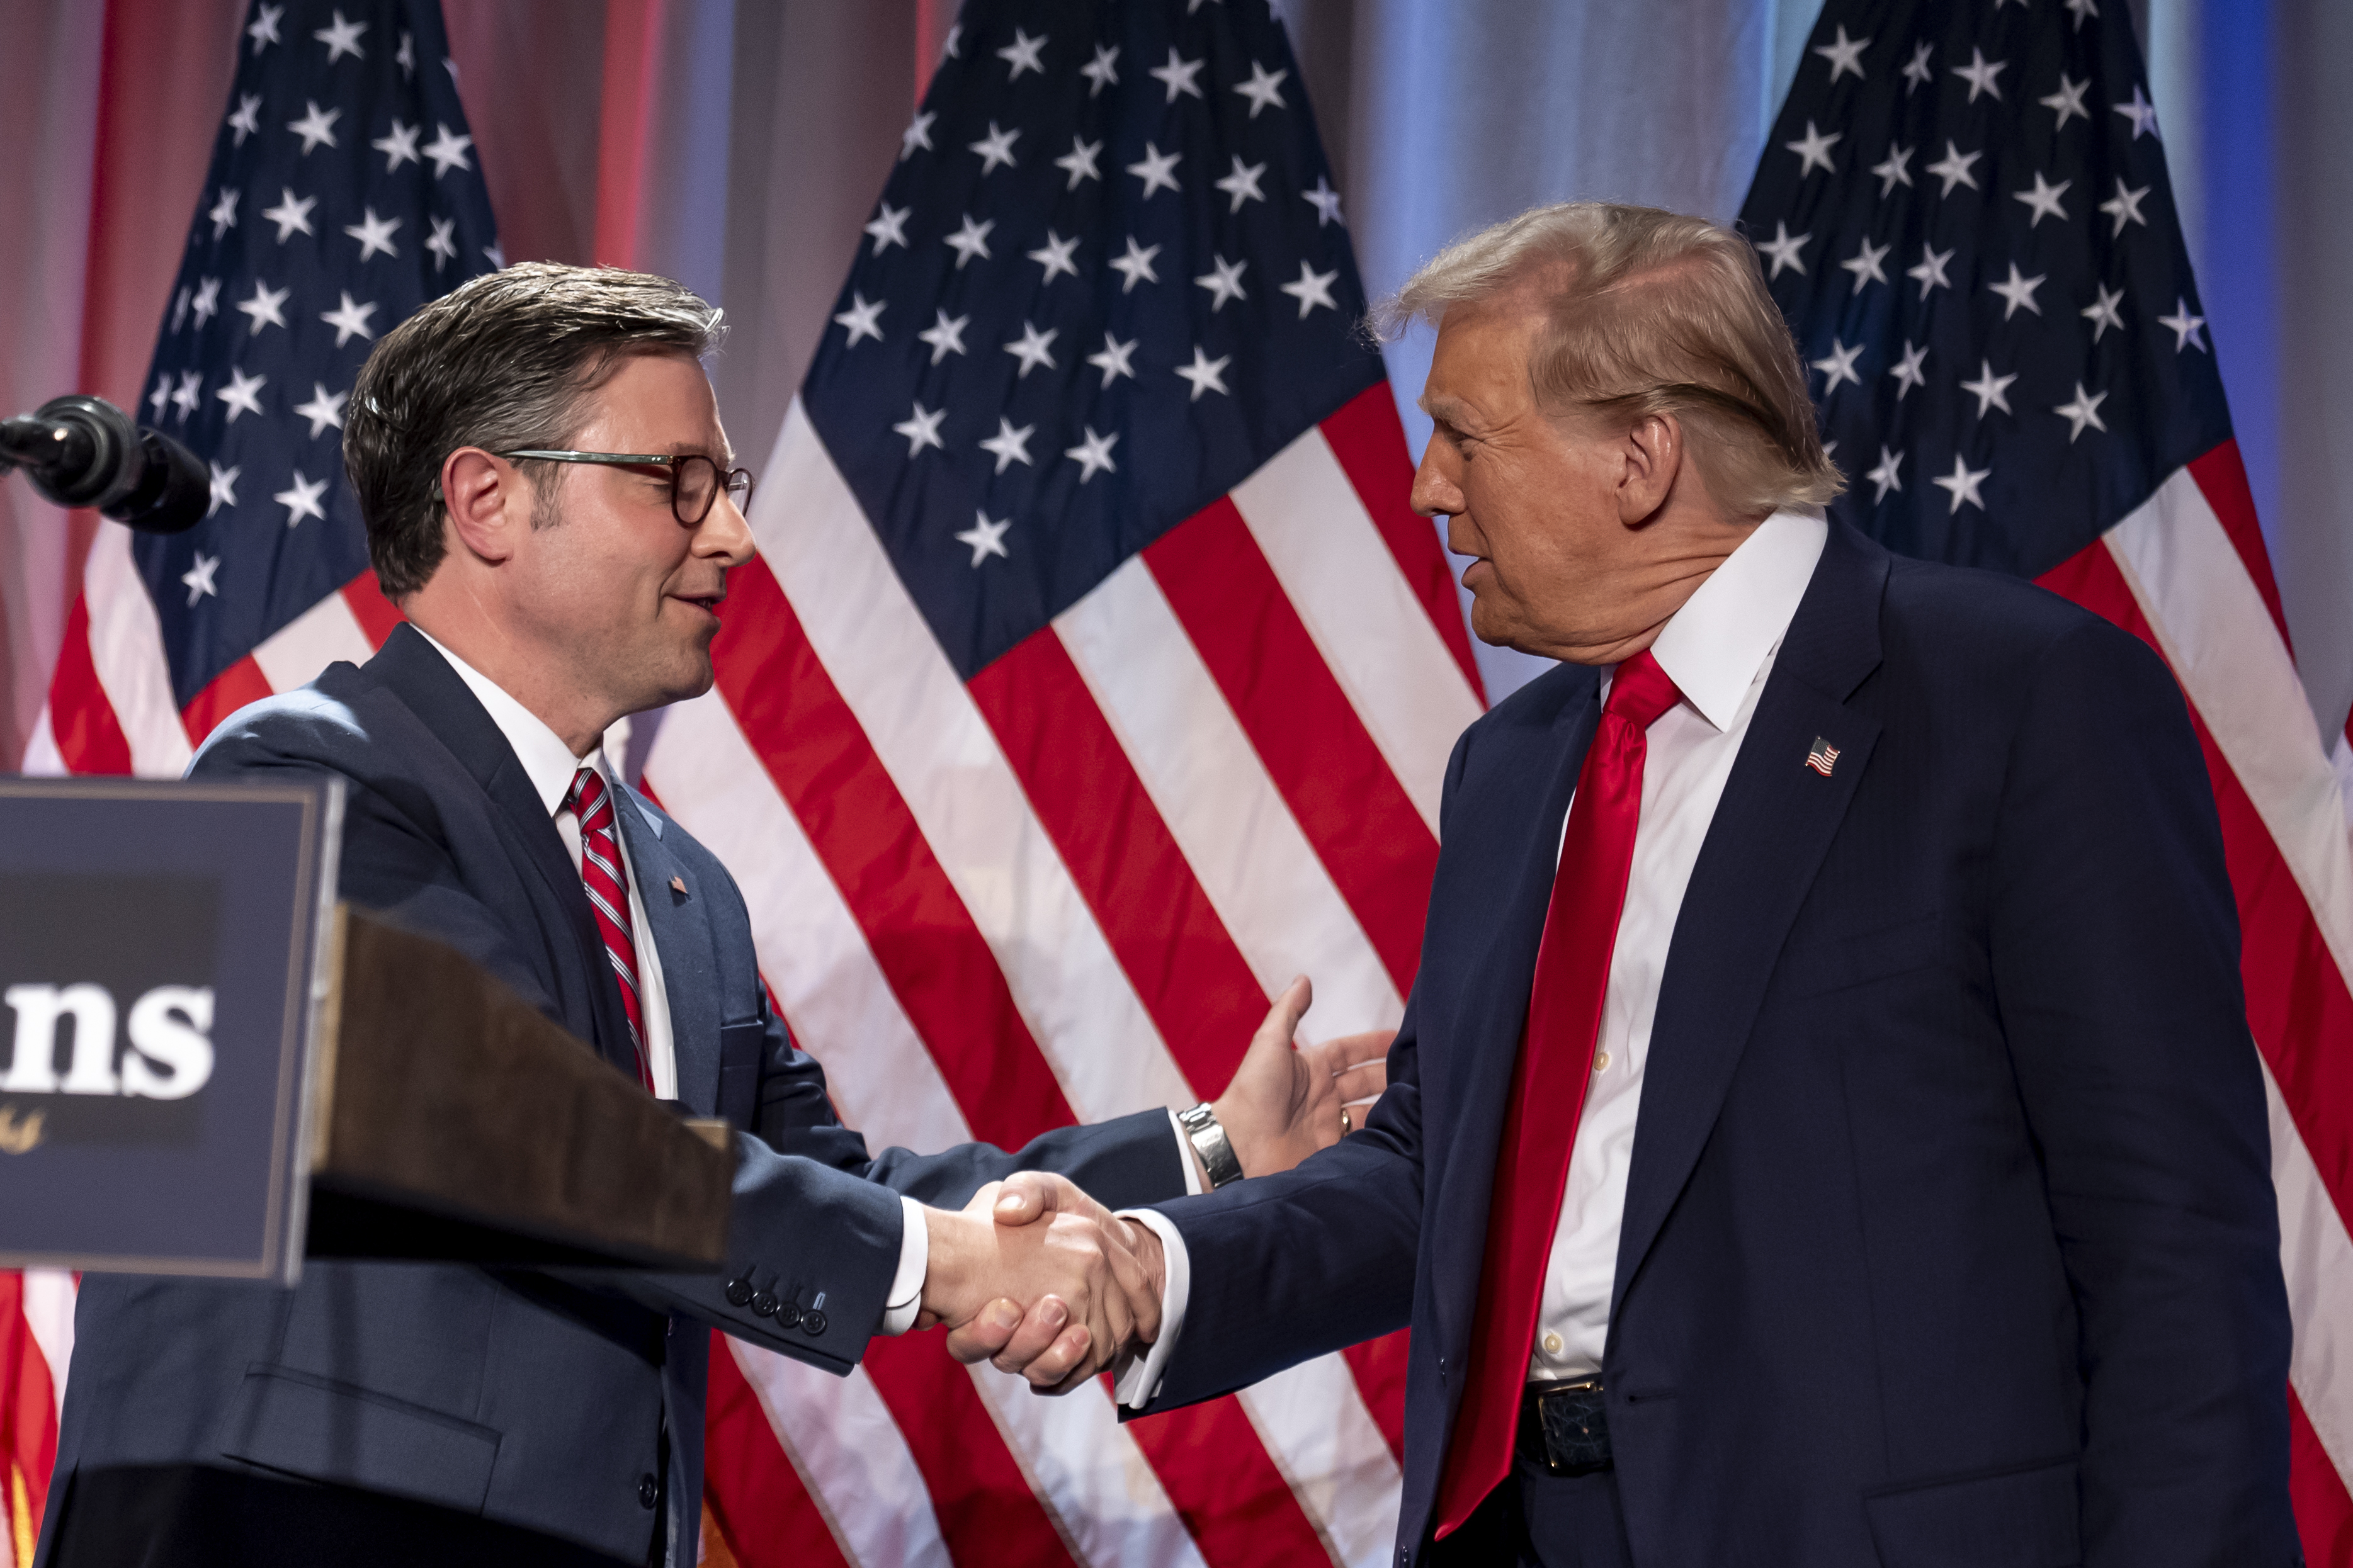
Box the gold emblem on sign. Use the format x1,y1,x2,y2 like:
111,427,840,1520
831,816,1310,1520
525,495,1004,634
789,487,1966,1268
0,1107,47,1155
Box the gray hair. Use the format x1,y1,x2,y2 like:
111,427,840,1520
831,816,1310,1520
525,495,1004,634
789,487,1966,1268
345,262,726,598
1372,201,1841,516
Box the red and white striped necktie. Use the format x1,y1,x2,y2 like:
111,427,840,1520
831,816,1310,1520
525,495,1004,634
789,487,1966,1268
564,765,654,1093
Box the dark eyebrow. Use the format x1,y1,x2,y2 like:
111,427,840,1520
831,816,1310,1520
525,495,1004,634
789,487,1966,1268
657,439,737,466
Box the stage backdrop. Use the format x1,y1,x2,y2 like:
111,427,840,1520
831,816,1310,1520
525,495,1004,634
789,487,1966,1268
9,0,2353,743
6,3,2353,1568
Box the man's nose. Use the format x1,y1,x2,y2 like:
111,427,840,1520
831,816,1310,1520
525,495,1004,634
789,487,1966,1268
696,487,756,567
1410,450,1462,519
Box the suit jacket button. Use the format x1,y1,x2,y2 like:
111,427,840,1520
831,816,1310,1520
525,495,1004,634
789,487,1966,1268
637,1474,659,1509
724,1278,752,1308
776,1301,802,1329
1436,1355,1446,1378
751,1290,779,1317
800,1309,827,1338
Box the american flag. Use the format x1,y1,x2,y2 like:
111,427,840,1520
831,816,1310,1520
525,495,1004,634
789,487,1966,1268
664,2,1475,1561
8,1,500,1561
1745,1,2353,1556
12,0,1479,1563
26,0,496,779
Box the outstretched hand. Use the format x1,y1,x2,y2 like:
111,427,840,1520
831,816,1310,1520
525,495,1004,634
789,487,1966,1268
1208,976,1392,1178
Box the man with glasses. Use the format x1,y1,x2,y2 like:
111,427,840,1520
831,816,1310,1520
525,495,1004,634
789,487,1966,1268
37,264,1383,1568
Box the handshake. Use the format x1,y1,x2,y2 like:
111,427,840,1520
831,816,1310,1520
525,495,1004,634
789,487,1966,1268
913,978,1387,1394
919,1171,1171,1394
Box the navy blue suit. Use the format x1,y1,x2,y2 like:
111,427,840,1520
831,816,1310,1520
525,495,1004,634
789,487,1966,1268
1142,524,2297,1567
38,624,1186,1567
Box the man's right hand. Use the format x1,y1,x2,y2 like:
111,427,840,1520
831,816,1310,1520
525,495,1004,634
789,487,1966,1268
919,1175,1164,1394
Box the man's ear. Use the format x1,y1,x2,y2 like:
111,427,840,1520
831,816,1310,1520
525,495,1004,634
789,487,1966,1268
439,447,523,565
1614,413,1682,527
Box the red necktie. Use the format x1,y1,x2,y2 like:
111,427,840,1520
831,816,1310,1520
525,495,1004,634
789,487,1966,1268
1434,649,1683,1535
564,765,654,1093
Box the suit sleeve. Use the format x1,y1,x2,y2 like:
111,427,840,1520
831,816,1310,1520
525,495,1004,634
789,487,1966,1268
745,989,1188,1213
646,996,1189,1369
1127,999,1424,1412
1988,618,2294,1566
630,859,1191,1370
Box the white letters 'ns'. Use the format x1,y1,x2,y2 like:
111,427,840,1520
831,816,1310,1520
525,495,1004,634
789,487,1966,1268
2,983,216,1099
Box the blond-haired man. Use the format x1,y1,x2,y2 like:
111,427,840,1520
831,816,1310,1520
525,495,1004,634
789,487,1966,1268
990,203,2297,1567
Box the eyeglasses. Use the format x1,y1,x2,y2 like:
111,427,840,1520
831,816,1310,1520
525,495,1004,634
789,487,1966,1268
496,449,756,527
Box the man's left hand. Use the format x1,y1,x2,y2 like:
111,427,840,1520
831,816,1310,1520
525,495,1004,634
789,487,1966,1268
1205,976,1390,1179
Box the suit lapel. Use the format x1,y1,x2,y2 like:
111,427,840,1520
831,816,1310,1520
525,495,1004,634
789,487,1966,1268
1609,524,1890,1321
1428,671,1601,1349
615,789,723,1115
360,626,639,1078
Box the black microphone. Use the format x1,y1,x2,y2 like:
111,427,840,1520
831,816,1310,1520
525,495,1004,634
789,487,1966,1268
0,395,211,535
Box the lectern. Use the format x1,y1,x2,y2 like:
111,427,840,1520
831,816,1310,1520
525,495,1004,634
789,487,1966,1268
0,776,732,1280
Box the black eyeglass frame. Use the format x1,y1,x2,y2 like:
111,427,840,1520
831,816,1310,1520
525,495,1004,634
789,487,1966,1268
495,449,756,527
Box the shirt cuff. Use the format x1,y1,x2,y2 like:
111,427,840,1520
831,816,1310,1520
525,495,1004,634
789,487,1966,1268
1167,1107,1206,1197
1110,1207,1191,1409
880,1195,929,1336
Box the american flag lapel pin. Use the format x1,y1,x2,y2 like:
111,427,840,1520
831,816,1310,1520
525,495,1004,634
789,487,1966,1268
1805,736,1840,777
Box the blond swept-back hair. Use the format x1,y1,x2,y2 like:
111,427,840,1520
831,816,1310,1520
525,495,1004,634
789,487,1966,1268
1373,202,1842,516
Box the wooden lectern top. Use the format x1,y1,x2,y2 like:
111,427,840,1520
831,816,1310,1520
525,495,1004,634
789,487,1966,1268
307,905,734,1272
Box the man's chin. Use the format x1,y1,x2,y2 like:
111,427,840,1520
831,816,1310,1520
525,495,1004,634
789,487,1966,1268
666,655,717,705
1466,597,1523,651
624,650,717,716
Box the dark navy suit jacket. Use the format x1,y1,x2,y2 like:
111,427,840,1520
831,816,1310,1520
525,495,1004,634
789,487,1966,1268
38,624,1185,1566
1142,524,2298,1567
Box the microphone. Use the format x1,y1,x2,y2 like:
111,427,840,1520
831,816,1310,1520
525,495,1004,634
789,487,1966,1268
0,395,211,535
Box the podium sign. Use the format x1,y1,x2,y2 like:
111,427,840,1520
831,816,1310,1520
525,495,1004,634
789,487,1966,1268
0,777,341,1282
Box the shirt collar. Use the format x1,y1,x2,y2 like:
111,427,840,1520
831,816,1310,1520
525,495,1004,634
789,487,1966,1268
412,626,604,818
1644,509,1830,731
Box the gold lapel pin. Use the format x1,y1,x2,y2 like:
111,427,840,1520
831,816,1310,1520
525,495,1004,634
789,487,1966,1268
669,876,688,896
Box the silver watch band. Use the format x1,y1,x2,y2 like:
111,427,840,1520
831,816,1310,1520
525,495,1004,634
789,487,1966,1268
1177,1102,1244,1189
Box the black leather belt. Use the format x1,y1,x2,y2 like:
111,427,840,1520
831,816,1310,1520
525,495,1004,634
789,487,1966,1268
1517,1377,1611,1476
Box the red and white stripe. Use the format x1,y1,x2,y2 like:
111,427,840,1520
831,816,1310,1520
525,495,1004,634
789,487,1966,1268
1,1270,73,1568
24,527,390,781
2038,440,2353,1553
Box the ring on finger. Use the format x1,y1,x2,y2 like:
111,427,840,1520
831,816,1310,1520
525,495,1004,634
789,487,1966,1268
1340,1106,1352,1136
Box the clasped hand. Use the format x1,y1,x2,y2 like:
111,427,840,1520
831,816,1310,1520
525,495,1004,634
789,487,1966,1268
916,976,1388,1394
918,1174,1165,1394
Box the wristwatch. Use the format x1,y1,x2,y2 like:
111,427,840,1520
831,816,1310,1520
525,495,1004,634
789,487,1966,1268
1177,1102,1244,1190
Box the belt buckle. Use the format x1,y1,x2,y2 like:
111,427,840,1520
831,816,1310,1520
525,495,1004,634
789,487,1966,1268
1533,1377,1611,1477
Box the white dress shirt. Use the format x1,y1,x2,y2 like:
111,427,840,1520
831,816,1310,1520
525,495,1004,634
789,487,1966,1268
415,631,1201,1339
414,629,680,1100
1118,509,1828,1406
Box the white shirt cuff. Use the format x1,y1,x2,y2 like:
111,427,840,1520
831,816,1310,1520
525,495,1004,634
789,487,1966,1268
1110,1207,1191,1409
880,1195,929,1336
1167,1107,1206,1196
